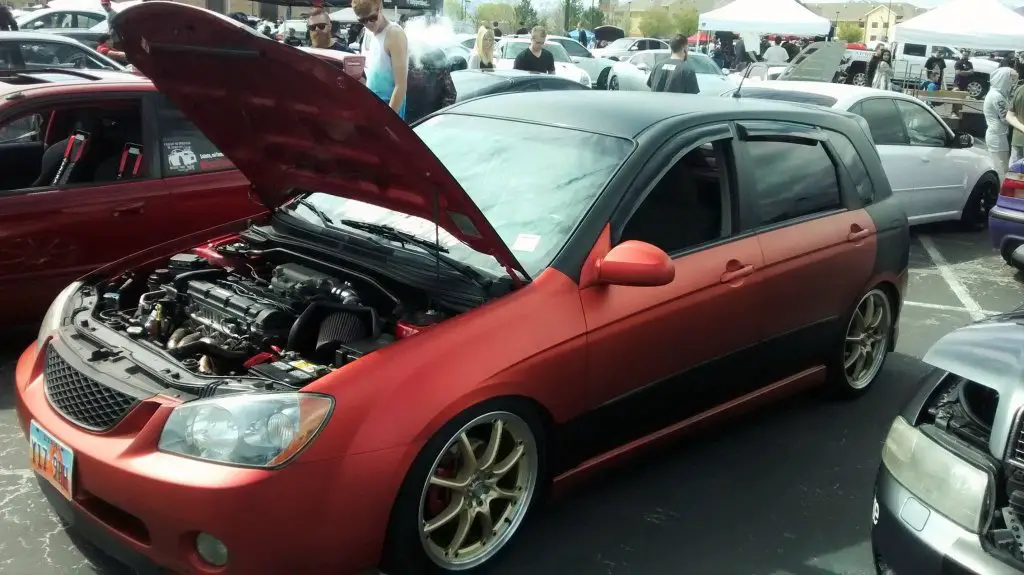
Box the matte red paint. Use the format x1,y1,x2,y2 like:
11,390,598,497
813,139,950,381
596,240,675,286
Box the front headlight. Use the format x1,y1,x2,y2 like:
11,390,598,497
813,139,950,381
36,281,82,350
158,392,333,468
579,69,592,86
881,416,991,532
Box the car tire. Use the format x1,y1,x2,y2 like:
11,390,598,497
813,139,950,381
960,173,999,230
850,72,867,86
608,74,620,90
828,287,894,399
966,75,987,99
380,398,547,575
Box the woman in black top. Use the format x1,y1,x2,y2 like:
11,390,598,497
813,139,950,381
469,25,495,70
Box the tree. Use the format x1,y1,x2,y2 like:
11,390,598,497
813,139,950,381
562,0,583,31
513,0,539,29
476,2,516,28
443,0,462,18
836,22,863,43
637,7,674,38
670,8,698,37
580,6,604,29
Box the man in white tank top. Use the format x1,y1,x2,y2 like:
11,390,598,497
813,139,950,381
354,0,409,120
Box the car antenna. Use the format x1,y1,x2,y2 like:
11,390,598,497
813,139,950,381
733,63,756,99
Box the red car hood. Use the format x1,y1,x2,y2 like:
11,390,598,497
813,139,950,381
109,2,527,278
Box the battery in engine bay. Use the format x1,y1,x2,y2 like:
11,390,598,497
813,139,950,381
249,358,330,386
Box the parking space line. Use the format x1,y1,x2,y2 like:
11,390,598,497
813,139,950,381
917,235,986,321
903,300,1000,316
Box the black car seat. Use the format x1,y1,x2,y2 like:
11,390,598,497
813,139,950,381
33,115,103,187
92,116,144,182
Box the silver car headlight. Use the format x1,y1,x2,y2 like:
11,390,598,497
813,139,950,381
158,392,334,468
579,69,592,86
36,281,82,351
881,416,991,532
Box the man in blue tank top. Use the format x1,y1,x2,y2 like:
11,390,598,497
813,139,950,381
354,0,408,119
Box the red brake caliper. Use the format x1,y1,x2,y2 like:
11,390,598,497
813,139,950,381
427,464,454,515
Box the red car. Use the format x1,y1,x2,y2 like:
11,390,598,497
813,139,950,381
0,50,365,329
15,4,909,575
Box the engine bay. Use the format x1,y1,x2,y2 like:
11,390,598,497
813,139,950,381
91,238,451,388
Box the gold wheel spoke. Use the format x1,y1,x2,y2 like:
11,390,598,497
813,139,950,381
424,495,466,534
852,348,868,379
492,443,525,477
446,507,476,555
844,346,862,369
429,474,470,491
867,301,885,330
493,486,520,501
846,333,863,343
478,420,504,471
478,506,494,544
458,433,478,472
863,298,875,329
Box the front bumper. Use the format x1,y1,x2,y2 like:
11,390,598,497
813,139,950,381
872,465,1018,575
14,340,403,575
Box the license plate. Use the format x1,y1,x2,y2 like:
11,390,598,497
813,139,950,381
29,421,74,501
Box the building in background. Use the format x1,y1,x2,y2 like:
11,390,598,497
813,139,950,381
610,0,719,37
803,2,927,44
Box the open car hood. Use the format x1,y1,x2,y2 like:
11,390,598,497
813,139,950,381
923,312,1024,397
110,2,528,279
775,41,847,83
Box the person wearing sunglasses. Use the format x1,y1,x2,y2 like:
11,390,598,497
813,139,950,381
308,8,352,52
355,0,408,119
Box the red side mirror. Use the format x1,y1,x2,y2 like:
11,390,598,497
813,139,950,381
596,241,674,287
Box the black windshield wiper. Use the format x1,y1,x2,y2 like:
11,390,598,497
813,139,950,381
288,199,335,227
337,219,493,291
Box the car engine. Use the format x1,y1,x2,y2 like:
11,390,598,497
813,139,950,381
92,243,448,387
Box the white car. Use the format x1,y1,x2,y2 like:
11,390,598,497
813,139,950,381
494,38,591,87
14,7,106,31
730,81,1000,227
592,37,668,61
626,50,739,95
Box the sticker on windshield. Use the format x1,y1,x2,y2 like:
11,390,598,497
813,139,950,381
512,234,541,252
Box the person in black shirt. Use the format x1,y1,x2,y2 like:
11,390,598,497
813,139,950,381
924,47,946,88
0,5,17,31
492,21,502,38
647,34,700,94
307,8,351,51
513,26,555,74
575,22,588,48
952,50,973,117
405,47,458,123
515,21,528,35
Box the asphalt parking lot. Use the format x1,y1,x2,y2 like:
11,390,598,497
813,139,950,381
0,224,1019,575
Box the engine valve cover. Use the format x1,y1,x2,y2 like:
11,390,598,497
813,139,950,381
185,280,294,341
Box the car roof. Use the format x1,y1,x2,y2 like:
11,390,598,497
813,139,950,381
16,6,105,16
445,90,848,139
0,31,97,44
742,80,919,108
0,69,150,99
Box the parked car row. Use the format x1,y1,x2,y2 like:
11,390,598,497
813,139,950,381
3,5,1023,575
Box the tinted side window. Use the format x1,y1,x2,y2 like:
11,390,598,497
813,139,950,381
903,43,927,57
155,96,234,176
893,99,947,147
744,139,841,227
827,130,875,205
851,98,908,145
621,140,731,255
558,39,590,57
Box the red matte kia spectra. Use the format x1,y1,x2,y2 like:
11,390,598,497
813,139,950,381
15,3,910,574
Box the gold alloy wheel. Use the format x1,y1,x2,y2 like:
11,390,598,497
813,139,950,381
844,289,892,390
418,411,539,570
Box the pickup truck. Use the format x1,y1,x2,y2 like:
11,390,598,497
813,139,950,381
842,42,998,99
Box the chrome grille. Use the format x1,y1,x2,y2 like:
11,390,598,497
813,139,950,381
44,344,139,431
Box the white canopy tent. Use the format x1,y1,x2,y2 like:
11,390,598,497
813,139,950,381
698,0,831,36
330,7,357,23
892,0,1024,51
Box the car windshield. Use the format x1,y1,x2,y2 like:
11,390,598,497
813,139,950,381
607,38,633,49
554,38,590,57
503,41,571,63
733,88,839,107
292,115,634,277
686,53,723,75
450,70,508,95
89,20,108,32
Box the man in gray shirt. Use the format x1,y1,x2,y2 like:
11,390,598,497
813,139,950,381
647,35,700,95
